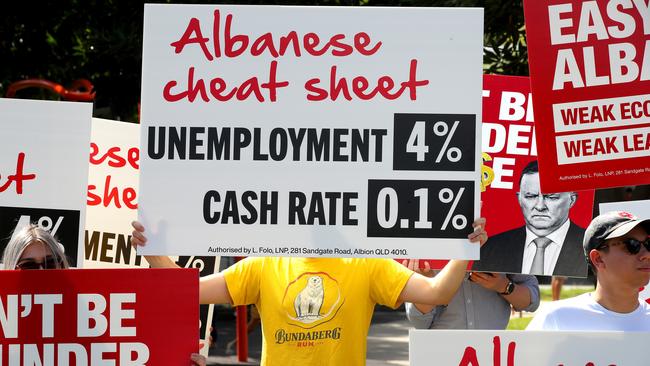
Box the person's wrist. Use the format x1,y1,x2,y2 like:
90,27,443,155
499,279,515,295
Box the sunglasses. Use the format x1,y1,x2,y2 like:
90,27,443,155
15,255,63,270
598,238,650,255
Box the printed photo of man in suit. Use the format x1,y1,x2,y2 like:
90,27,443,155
472,160,587,277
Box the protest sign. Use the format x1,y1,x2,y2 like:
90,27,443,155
85,118,142,269
139,4,484,259
0,268,197,365
524,0,650,192
410,330,646,365
0,99,92,267
473,75,594,277
84,118,216,355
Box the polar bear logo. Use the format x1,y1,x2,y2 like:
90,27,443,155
294,276,324,321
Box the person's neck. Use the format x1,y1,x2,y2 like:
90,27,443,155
592,280,640,314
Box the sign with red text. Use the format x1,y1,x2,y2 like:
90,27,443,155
0,98,92,267
524,0,650,192
84,118,216,355
472,75,594,277
85,118,142,269
0,268,197,365
139,4,483,259
410,330,645,365
600,199,650,304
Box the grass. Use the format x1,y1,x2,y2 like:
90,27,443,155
506,316,532,330
539,285,593,302
506,285,593,330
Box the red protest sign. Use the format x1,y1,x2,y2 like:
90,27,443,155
474,74,594,277
524,0,650,192
0,268,198,365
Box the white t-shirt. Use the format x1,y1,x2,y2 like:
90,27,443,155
527,293,650,331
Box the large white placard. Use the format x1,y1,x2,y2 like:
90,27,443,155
140,5,483,258
0,98,92,267
410,330,646,365
83,118,216,355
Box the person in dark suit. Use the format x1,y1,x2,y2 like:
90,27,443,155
473,161,587,277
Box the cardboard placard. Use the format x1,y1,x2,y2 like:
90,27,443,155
410,330,646,365
474,75,594,277
524,0,650,192
0,268,198,365
139,4,484,259
0,99,92,267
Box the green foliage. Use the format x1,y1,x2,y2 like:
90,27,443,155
1,1,145,120
1,0,527,121
482,0,529,76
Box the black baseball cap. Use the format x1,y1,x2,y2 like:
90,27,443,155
583,211,650,256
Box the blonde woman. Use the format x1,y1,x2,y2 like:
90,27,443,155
2,224,69,270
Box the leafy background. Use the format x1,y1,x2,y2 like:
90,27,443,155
1,0,526,122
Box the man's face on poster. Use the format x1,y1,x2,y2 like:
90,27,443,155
517,172,576,236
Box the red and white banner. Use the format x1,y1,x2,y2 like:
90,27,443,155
524,0,650,192
0,268,198,365
473,75,594,277
85,118,142,269
410,330,647,365
480,75,594,238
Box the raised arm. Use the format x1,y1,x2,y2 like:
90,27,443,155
397,217,487,306
402,260,438,315
131,221,233,305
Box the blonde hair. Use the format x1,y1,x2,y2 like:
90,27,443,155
3,224,70,270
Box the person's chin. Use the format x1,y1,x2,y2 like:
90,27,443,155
634,269,650,286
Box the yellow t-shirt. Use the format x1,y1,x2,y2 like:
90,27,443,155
223,257,413,366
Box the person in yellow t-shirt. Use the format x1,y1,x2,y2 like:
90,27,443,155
131,218,487,366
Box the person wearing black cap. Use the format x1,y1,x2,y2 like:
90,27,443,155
527,211,650,330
